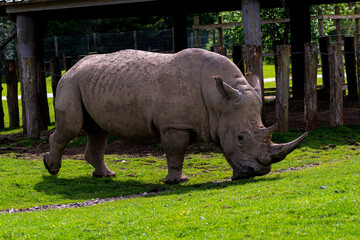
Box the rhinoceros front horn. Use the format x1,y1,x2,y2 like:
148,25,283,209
269,132,308,164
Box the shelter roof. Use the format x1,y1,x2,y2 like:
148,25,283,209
0,0,358,19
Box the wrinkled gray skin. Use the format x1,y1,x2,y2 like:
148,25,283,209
44,49,307,183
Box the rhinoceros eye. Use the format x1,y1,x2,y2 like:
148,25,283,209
236,135,245,147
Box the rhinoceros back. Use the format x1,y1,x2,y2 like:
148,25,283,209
62,49,210,142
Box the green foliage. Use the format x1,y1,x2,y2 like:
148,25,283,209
0,17,16,60
0,126,360,238
311,3,360,42
218,3,359,56
219,8,289,53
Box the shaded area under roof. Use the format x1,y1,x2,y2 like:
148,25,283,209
0,0,359,20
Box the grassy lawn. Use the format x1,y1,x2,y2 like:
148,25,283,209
263,64,324,90
0,125,359,239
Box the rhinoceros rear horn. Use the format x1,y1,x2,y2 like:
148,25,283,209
269,132,308,164
257,123,278,141
213,76,243,103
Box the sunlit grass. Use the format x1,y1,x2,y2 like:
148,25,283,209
0,126,360,239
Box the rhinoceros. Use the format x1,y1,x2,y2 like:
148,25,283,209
44,48,307,183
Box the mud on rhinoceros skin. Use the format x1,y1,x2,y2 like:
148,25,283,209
44,48,307,184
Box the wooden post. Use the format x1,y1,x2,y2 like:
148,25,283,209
275,44,290,132
232,45,245,73
23,58,39,137
194,16,201,48
344,37,358,97
17,14,40,138
335,6,342,45
133,31,138,50
64,56,72,71
242,0,262,46
245,45,263,90
173,11,187,52
212,30,216,48
355,8,360,45
319,37,331,90
304,43,319,131
54,36,59,57
214,46,226,56
50,56,61,107
242,0,264,121
34,21,50,131
93,33,98,53
329,45,344,127
355,7,360,107
217,16,223,47
289,1,311,99
318,8,324,38
242,1,263,89
5,60,19,128
0,58,4,129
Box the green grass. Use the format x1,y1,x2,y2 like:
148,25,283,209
0,125,360,239
263,64,324,90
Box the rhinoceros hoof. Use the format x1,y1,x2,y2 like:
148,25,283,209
92,170,116,178
165,174,189,184
43,154,59,175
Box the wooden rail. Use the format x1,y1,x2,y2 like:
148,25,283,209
193,13,360,30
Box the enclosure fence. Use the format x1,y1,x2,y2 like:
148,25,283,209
1,5,360,132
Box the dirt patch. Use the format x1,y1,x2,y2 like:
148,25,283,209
0,94,359,158
265,94,360,129
0,130,222,159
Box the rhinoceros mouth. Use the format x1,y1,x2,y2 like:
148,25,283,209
43,156,60,175
230,159,271,180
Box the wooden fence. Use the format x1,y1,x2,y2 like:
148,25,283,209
1,6,360,132
193,6,360,131
0,55,68,132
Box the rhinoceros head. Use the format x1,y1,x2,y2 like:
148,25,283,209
213,75,307,180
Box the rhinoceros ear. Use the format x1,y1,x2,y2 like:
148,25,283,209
213,76,243,103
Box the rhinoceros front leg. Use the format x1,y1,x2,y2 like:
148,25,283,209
44,107,84,175
84,128,115,178
161,129,190,184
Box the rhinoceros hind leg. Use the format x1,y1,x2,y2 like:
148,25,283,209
84,120,115,178
161,129,190,184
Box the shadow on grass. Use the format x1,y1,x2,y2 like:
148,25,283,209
34,174,282,201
